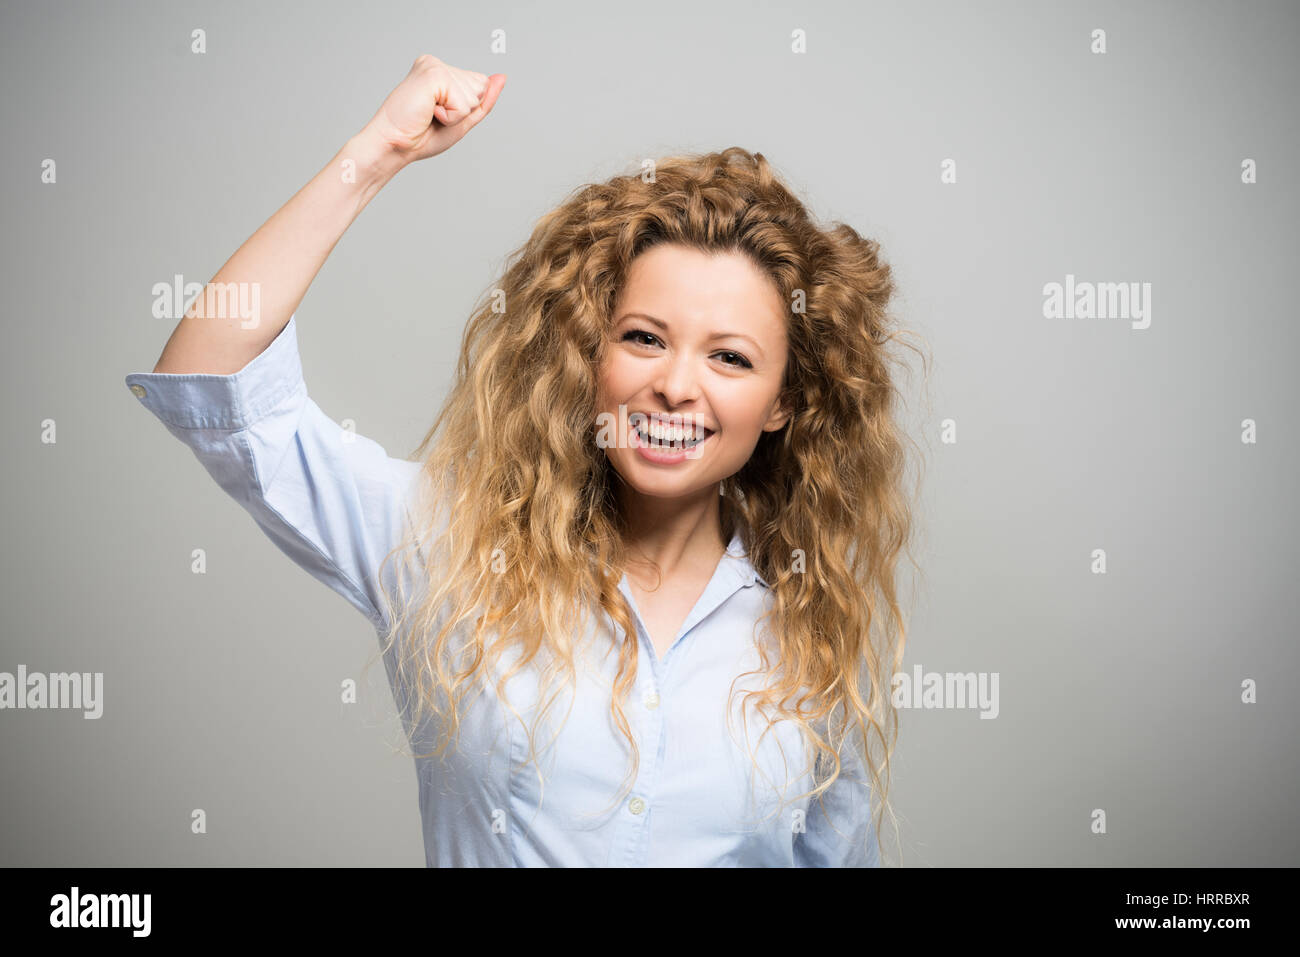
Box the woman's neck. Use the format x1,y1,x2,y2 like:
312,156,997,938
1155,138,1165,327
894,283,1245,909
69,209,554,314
616,483,727,582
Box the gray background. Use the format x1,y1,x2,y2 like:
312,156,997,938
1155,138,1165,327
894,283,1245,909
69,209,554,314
1,0,1296,866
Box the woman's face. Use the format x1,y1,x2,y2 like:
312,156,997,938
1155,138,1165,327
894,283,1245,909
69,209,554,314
594,243,790,502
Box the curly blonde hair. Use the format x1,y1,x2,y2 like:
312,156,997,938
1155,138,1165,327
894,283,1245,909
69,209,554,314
369,146,927,863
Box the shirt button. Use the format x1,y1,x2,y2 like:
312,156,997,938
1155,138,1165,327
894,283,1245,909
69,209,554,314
643,692,660,710
129,384,147,398
628,797,646,815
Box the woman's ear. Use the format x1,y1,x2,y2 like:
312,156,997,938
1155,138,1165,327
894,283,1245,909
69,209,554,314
763,399,791,433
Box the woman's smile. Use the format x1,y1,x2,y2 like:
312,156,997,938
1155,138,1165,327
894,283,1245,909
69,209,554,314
630,417,715,463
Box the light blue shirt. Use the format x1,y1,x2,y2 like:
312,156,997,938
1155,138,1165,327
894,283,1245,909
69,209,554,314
125,314,879,867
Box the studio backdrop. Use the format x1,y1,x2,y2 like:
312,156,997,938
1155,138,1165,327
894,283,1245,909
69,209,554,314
1,0,1296,866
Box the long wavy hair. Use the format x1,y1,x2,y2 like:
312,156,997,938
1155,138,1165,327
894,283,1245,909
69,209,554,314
369,146,927,863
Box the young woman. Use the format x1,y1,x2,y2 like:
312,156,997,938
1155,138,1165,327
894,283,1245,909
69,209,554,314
125,55,922,867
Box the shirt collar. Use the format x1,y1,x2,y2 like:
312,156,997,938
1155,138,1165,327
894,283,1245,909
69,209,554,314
725,530,770,589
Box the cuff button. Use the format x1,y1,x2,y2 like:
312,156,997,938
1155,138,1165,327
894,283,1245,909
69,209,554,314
129,384,146,398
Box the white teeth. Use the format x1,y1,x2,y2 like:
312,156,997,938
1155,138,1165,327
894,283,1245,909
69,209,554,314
635,417,709,441
634,419,711,448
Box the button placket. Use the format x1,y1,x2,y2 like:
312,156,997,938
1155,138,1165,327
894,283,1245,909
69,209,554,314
611,553,753,863
619,646,666,860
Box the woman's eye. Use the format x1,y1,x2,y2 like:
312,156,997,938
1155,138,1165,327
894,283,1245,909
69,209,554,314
716,351,752,369
621,330,752,369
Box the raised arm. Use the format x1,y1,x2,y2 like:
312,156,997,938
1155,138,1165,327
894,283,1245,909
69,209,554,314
151,56,505,374
126,56,504,633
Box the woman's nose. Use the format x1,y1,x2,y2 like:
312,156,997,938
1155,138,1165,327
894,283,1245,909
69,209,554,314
653,355,701,404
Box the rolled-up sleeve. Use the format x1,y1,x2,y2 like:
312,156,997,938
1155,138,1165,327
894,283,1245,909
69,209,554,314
124,313,422,634
793,727,881,867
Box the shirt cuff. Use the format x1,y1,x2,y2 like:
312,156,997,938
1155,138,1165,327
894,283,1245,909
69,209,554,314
123,314,305,431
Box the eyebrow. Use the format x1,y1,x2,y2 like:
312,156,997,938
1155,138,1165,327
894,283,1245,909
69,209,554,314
615,312,765,357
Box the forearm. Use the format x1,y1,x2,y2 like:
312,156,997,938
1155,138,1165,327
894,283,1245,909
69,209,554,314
150,127,407,374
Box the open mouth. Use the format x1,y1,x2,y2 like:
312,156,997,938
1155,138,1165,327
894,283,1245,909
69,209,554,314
632,422,714,450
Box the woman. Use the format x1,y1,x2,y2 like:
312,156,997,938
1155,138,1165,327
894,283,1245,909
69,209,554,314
125,55,923,867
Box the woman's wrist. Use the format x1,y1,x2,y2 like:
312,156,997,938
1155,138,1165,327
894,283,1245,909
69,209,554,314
344,126,410,206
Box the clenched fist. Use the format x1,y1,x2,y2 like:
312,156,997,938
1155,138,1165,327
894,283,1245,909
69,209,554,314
361,55,505,163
